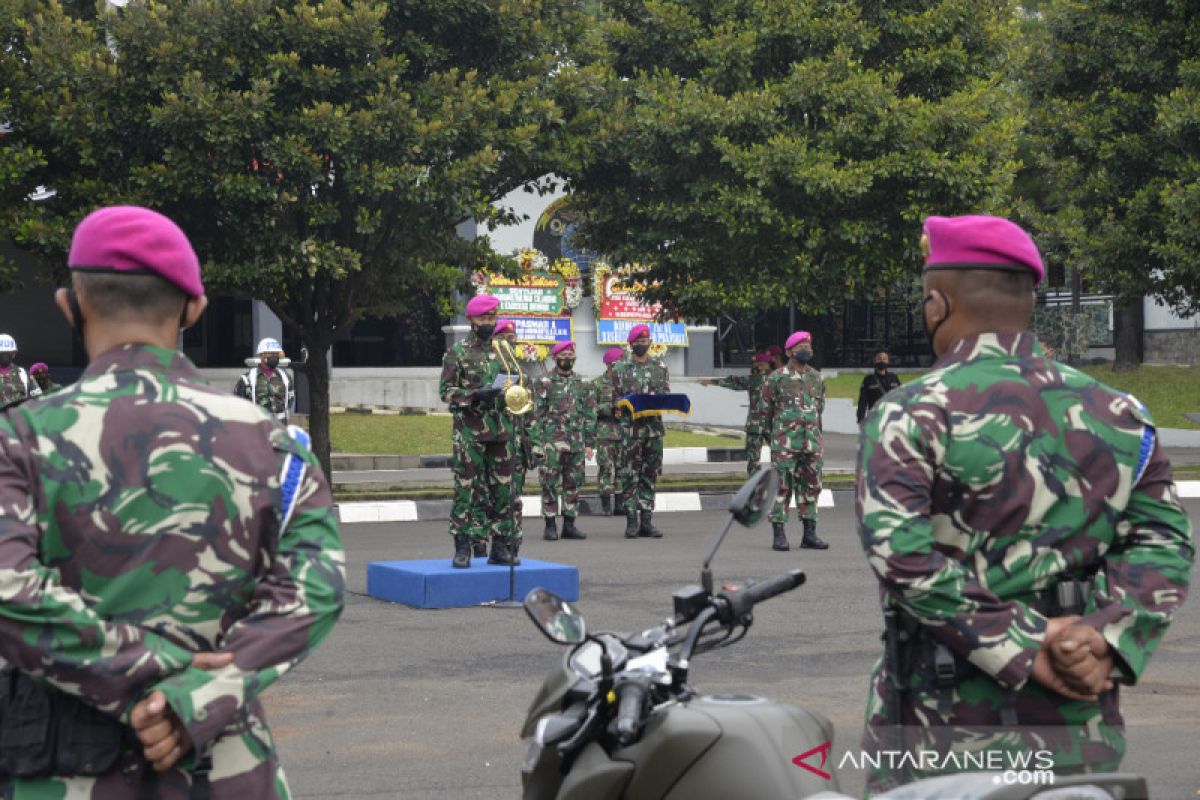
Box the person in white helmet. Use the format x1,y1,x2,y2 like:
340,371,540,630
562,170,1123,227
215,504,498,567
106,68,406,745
235,337,294,422
0,334,41,408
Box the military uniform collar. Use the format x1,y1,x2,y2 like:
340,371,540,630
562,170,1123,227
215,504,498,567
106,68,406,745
933,331,1042,370
83,343,202,380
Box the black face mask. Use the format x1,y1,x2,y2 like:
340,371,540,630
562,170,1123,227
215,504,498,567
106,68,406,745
0,353,14,367
631,344,650,357
474,324,495,341
265,356,280,369
34,375,49,388
874,362,888,373
792,350,813,364
556,359,575,372
923,293,949,356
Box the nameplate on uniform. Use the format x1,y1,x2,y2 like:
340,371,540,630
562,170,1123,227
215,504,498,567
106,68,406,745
617,393,692,419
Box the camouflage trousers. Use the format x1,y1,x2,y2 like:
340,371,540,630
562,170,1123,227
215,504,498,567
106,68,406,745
744,428,768,478
450,438,518,541
595,437,621,495
506,436,535,528
769,450,821,523
540,446,586,518
622,434,663,513
860,657,1124,794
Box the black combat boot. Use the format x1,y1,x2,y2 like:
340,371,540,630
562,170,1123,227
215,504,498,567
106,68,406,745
452,535,472,569
472,539,487,558
800,519,829,550
624,510,640,539
489,536,518,565
600,493,613,516
638,510,663,538
772,522,790,551
561,516,587,540
508,537,522,565
544,516,559,541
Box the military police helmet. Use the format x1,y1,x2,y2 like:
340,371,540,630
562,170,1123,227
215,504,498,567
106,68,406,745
0,334,16,353
256,338,284,356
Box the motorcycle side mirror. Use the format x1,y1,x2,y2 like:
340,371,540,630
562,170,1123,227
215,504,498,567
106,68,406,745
729,467,780,528
701,468,781,596
524,588,587,645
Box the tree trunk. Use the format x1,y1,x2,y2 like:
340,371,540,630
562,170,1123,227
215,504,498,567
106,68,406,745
304,337,333,479
1112,297,1144,373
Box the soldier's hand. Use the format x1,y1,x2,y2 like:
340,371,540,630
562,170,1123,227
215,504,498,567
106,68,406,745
471,387,502,403
1049,623,1115,696
699,379,711,386
1031,616,1101,702
192,651,235,670
131,690,193,772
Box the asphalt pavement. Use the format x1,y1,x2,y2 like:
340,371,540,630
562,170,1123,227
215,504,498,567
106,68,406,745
263,503,1200,799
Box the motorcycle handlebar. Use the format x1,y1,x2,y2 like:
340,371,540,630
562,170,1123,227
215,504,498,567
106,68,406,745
615,680,649,745
720,569,806,622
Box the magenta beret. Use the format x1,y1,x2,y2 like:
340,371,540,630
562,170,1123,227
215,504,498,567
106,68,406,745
29,362,48,374
68,206,203,297
922,215,1044,285
765,345,784,357
752,353,772,365
603,347,624,366
627,324,651,343
465,294,500,317
550,341,576,357
785,331,812,350
494,319,515,335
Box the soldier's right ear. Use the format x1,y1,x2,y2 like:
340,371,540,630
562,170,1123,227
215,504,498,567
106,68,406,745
54,288,78,328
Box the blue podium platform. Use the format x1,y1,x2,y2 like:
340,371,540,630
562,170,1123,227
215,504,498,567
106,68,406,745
367,558,580,609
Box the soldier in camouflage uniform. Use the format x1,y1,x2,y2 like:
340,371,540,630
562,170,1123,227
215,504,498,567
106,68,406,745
612,324,670,539
0,206,345,799
0,335,40,408
701,352,773,477
763,331,828,552
491,319,537,558
592,348,626,515
28,363,61,395
235,338,295,423
533,341,596,541
857,215,1193,791
439,294,520,568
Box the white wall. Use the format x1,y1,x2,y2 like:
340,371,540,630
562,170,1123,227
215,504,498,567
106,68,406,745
1144,295,1199,331
485,181,567,256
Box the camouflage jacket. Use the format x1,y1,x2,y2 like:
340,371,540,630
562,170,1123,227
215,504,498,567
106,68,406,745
238,365,294,418
715,371,769,434
0,344,345,797
762,364,824,455
534,371,597,451
612,355,670,439
857,332,1193,692
592,372,622,443
439,333,515,443
0,365,39,407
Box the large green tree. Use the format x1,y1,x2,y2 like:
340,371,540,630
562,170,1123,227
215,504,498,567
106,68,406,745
562,0,1026,325
1023,0,1200,370
0,0,585,474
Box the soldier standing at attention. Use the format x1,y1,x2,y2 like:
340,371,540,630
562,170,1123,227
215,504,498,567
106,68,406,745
763,331,828,552
0,334,40,408
235,337,295,423
592,347,626,515
28,362,61,395
613,325,669,539
439,294,520,568
0,205,345,798
858,215,1193,790
855,349,902,425
701,352,773,477
533,341,595,541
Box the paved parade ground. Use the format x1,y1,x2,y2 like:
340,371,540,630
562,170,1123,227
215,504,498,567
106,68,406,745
265,503,1200,799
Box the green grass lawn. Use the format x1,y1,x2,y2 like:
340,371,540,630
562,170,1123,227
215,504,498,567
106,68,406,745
328,413,741,455
824,365,1200,429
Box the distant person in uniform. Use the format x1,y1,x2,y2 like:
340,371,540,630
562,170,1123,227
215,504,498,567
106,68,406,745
28,362,62,395
236,337,295,423
0,334,40,408
856,349,902,425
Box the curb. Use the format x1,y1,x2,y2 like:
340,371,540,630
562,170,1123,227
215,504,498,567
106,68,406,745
336,479,1200,524
339,488,848,524
333,446,766,472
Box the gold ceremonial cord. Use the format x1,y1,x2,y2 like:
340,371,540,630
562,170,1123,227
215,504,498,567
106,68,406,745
491,339,533,415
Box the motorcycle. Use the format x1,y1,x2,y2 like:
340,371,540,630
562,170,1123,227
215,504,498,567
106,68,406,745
519,468,1150,800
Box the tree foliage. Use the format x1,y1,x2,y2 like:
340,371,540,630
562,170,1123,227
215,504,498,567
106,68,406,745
0,0,586,472
562,0,1026,319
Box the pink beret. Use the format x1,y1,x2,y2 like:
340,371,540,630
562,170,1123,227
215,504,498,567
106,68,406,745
465,294,499,317
752,353,772,364
494,319,515,335
29,362,48,374
68,206,203,297
923,215,1044,285
603,347,624,366
627,324,651,343
785,331,812,350
765,345,784,356
551,341,576,357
